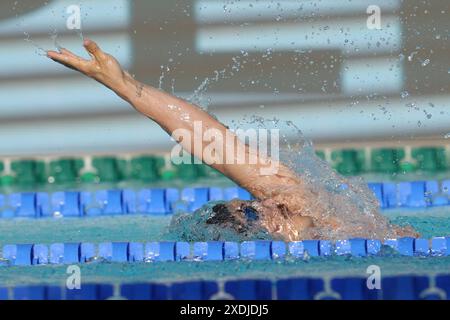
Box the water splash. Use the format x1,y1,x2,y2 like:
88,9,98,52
23,32,47,56
167,117,416,241
49,28,62,51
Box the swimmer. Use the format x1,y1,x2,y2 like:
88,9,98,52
47,40,418,241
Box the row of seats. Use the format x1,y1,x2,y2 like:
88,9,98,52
0,187,252,218
2,179,450,218
1,275,449,300
319,147,448,175
0,156,223,187
368,180,450,208
2,238,449,266
1,147,448,187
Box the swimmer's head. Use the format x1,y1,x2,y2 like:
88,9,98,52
206,199,314,241
167,199,315,242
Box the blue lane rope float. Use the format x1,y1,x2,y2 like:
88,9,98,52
1,238,449,267
1,180,450,218
0,274,449,300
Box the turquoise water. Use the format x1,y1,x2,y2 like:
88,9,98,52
0,208,449,287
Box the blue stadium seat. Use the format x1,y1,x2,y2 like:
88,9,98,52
271,241,286,259
334,240,351,255
49,243,64,264
319,240,332,256
288,241,305,258
13,286,46,300
398,181,427,208
145,242,176,262
3,244,33,266
36,193,51,217
96,190,124,215
414,238,429,256
335,239,367,257
442,180,450,196
165,188,180,213
80,243,95,262
99,242,130,262
384,239,398,251
303,240,320,257
171,281,219,300
12,286,61,300
123,189,137,214
367,239,382,255
425,181,448,206
350,238,367,257
5,193,50,218
0,194,14,218
175,242,190,261
80,191,101,216
112,242,129,262
0,287,8,300
332,277,378,300
240,241,271,260
382,182,397,208
129,242,144,262
50,243,81,264
224,242,239,260
8,193,37,218
209,187,224,201
193,242,224,261
431,237,450,256
225,280,272,300
276,278,324,300
397,237,415,256
65,284,113,300
382,275,429,300
435,275,450,300
32,244,48,265
120,283,169,300
138,189,166,215
51,192,82,217
98,243,113,261
181,187,209,212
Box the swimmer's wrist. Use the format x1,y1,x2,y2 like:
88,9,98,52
109,72,136,101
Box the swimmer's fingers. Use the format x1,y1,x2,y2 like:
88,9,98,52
83,39,105,61
47,50,90,73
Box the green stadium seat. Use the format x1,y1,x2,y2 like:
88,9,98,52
130,156,159,182
49,159,83,184
92,157,127,183
11,160,47,186
412,147,447,172
370,148,405,174
315,150,326,161
175,163,200,181
152,156,175,181
331,149,365,175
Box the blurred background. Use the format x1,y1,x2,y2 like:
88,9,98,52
0,0,449,158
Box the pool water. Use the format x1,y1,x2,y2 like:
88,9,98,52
1,208,449,288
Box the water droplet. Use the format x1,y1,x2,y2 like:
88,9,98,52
421,59,430,67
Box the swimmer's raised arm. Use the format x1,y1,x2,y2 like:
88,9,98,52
47,40,302,202
47,39,419,240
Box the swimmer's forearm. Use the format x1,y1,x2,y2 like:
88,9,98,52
116,75,301,194
116,73,231,161
119,73,224,130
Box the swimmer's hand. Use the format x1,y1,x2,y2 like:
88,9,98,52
47,39,127,92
